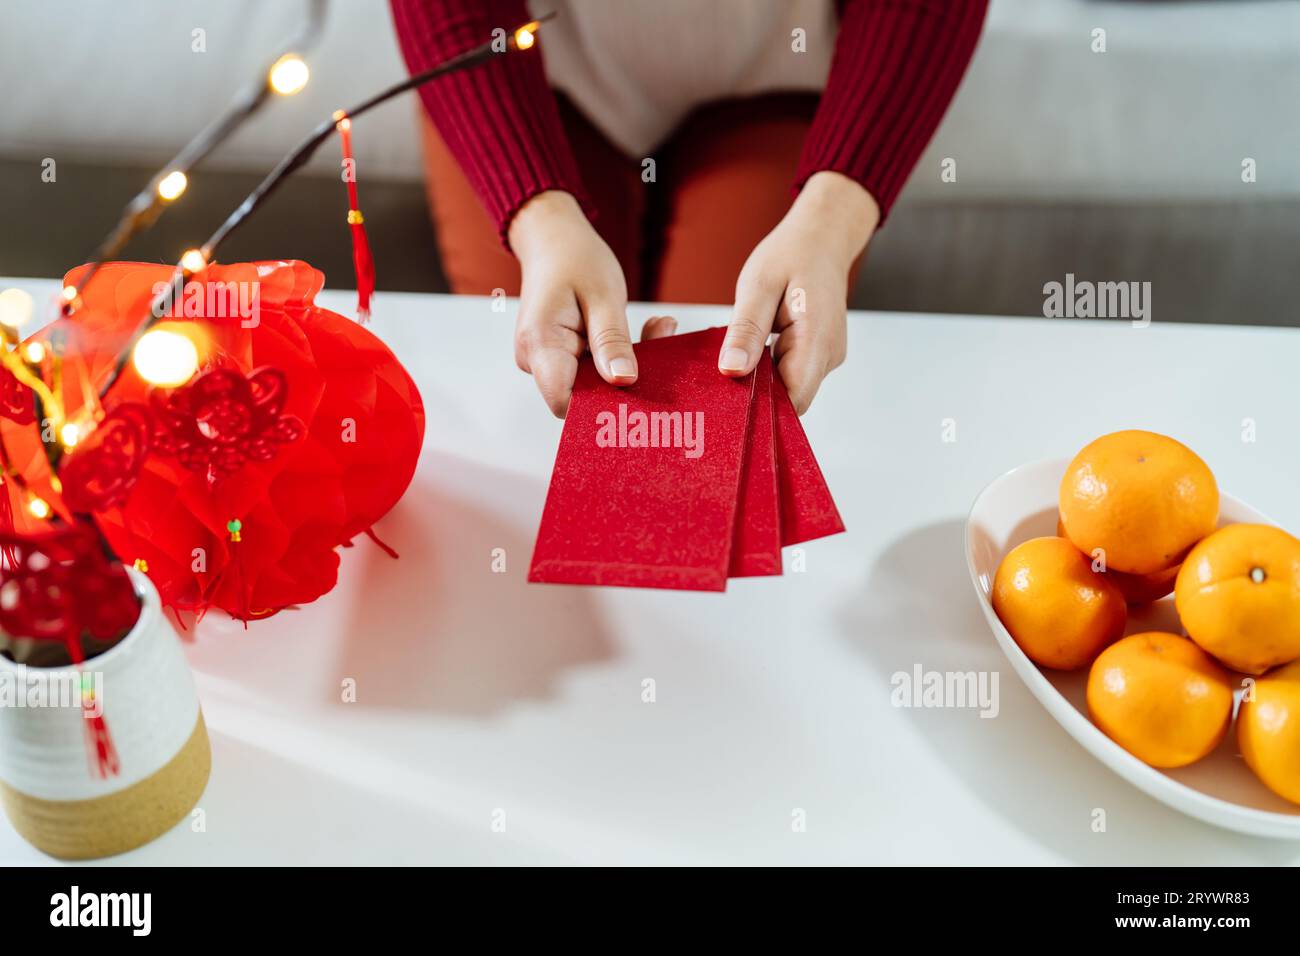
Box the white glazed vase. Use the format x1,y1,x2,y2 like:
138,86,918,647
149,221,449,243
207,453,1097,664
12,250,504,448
0,569,210,859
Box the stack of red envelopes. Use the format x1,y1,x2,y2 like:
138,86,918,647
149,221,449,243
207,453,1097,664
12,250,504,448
529,326,844,591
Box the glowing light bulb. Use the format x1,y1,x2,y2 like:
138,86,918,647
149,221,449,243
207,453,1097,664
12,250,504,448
514,25,537,49
60,422,81,448
133,329,199,387
268,54,309,95
180,248,207,274
0,288,33,330
157,170,188,201
27,497,51,520
23,341,45,363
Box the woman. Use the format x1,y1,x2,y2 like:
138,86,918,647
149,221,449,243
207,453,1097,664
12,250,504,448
391,0,987,415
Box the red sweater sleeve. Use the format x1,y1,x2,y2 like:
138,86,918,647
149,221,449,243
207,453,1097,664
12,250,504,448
796,0,989,223
389,0,590,245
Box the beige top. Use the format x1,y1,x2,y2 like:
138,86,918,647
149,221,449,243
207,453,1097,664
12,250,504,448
531,0,837,155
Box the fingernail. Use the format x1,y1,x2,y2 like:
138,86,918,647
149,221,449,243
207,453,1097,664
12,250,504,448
719,347,749,372
609,357,636,381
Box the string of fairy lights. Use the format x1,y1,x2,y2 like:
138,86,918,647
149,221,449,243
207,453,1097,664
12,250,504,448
0,9,548,527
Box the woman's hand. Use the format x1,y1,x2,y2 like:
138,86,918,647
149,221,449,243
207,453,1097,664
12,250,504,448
509,190,637,417
718,171,880,414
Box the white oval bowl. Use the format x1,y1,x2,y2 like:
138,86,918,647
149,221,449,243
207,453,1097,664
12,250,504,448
965,457,1300,839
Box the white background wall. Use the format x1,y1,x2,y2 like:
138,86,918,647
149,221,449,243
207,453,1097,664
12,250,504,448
0,0,419,178
1,0,1298,198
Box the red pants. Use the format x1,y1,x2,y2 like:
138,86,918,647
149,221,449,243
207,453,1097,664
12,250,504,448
419,93,821,304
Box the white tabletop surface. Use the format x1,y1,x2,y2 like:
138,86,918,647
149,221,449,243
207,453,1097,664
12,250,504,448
2,276,1299,866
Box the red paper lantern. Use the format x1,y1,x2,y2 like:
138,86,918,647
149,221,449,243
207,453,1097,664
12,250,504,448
1,261,424,620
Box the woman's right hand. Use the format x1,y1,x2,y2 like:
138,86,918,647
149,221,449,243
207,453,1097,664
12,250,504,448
508,190,641,417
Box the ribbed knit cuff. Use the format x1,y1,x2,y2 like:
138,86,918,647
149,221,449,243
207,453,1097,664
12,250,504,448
390,0,593,247
795,0,988,224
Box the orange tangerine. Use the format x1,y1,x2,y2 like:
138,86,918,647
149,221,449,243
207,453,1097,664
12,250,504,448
1059,430,1218,575
1237,658,1300,805
1087,631,1233,768
1175,523,1300,674
993,536,1126,670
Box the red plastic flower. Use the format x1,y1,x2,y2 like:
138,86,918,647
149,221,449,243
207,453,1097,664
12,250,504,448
0,527,140,652
0,526,134,779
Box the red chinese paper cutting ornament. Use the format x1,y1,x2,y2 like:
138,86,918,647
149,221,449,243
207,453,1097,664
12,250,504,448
152,366,306,483
59,403,153,513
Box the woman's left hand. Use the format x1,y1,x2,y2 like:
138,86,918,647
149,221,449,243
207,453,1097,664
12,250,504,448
718,171,880,414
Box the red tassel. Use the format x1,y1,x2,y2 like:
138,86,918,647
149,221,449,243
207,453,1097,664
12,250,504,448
65,637,120,779
364,526,399,559
335,113,375,322
84,713,121,779
349,215,375,324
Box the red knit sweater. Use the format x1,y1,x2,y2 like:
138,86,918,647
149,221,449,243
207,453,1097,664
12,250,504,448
390,0,987,244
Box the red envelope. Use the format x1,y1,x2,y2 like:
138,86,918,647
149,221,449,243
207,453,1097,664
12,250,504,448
773,368,845,546
729,349,782,577
529,327,756,591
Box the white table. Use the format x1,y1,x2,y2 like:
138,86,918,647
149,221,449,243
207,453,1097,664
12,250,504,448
3,277,1299,866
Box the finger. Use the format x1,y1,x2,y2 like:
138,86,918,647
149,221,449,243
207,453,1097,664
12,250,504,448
640,315,677,341
720,270,781,376
530,347,580,417
773,307,846,416
774,343,826,416
514,319,581,374
515,307,583,417
582,292,638,385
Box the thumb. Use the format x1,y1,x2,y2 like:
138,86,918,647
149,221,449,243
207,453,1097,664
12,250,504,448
720,275,780,377
585,293,637,386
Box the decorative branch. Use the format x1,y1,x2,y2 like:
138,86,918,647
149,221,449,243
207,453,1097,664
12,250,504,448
64,0,330,311
0,11,551,539
94,15,552,404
